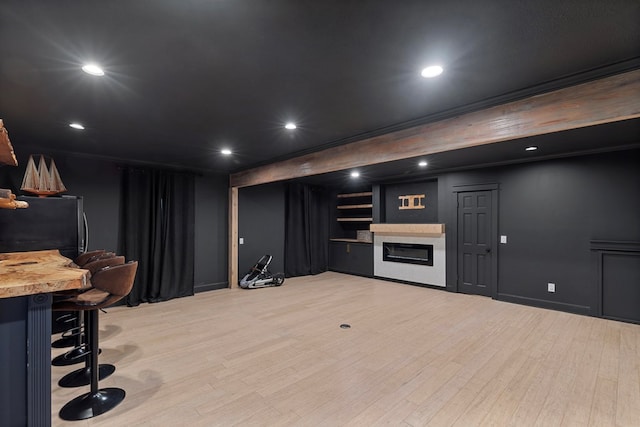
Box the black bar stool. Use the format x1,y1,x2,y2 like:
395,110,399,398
57,255,125,387
51,252,117,366
52,250,106,338
53,260,138,421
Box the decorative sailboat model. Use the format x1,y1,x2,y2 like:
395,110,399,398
20,155,67,197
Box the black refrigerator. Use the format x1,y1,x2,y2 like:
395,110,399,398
0,195,86,427
0,195,86,258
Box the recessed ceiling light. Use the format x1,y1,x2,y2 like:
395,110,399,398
350,171,360,178
418,160,428,167
69,123,85,130
525,146,538,151
221,148,232,155
81,63,104,76
421,65,443,78
285,123,297,130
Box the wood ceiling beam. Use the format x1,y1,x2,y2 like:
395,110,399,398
230,68,640,188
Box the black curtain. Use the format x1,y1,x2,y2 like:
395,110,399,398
119,167,195,306
284,182,330,276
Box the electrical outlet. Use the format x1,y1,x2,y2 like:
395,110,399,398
500,235,507,244
239,237,244,245
548,282,555,293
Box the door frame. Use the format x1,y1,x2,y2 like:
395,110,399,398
450,183,499,298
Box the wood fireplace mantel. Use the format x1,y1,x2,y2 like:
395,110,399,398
370,223,445,236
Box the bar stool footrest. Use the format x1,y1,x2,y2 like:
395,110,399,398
52,346,101,366
51,335,79,348
58,364,115,388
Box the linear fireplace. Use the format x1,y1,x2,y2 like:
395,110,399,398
374,233,445,287
383,242,434,266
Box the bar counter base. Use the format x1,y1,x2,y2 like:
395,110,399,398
0,293,52,427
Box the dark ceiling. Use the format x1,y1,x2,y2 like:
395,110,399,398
1,0,639,181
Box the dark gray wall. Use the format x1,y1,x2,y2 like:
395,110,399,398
54,155,121,252
194,173,229,291
3,145,638,319
238,182,286,280
1,150,229,291
440,148,640,316
383,179,438,223
325,149,639,320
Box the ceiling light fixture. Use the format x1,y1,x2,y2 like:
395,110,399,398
421,65,443,78
285,123,297,130
525,146,538,151
350,171,360,178
69,123,85,130
418,160,428,167
81,63,105,76
221,148,232,155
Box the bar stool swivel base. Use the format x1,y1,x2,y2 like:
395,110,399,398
59,388,125,421
54,261,139,421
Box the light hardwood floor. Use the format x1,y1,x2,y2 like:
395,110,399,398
52,272,640,426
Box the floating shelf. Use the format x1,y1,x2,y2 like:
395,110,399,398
329,238,371,243
337,217,373,222
370,223,445,236
337,191,373,198
337,204,373,209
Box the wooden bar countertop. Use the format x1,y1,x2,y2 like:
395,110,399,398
0,249,89,299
